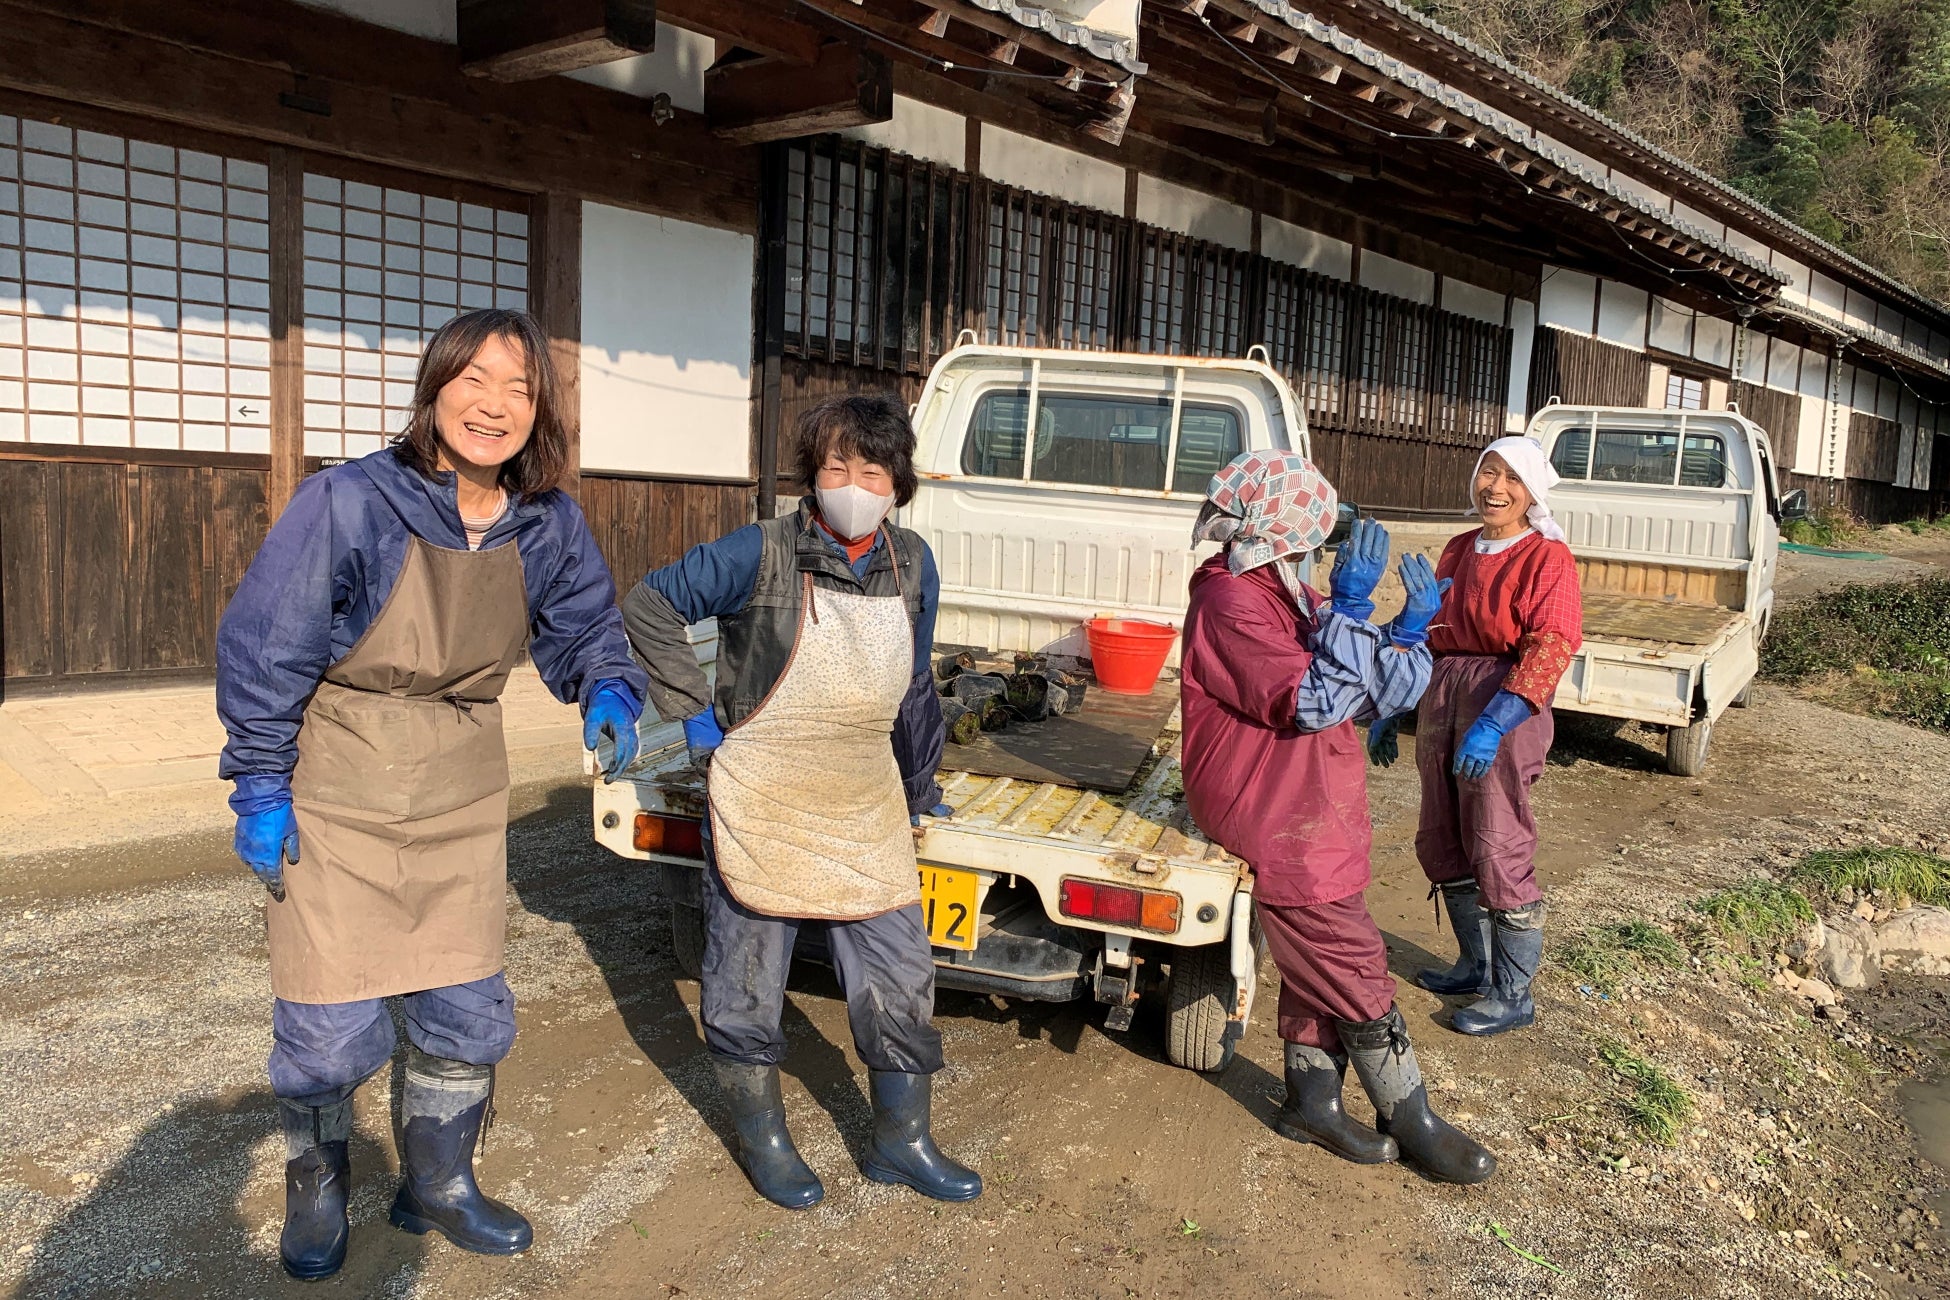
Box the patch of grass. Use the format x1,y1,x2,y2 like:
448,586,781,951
1782,505,1862,549
1559,920,1687,992
1689,879,1815,943
1791,845,1950,907
1898,515,1950,536
1598,1041,1694,1145
1762,576,1950,731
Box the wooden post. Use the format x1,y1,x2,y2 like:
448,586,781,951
755,141,787,521
267,147,305,520
532,193,583,500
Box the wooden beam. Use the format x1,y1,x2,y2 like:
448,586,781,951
531,193,583,499
705,42,892,145
1136,97,1277,147
0,0,755,231
659,0,825,64
458,0,659,81
267,146,303,521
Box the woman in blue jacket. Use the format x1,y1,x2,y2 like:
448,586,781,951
215,309,645,1279
622,394,978,1211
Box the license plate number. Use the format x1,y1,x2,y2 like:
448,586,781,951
919,867,980,952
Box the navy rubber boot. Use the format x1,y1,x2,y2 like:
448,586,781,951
711,1056,824,1210
1339,1008,1496,1186
1452,905,1543,1037
278,1096,352,1281
1272,1041,1399,1165
1413,882,1492,997
388,1050,532,1255
861,1071,982,1202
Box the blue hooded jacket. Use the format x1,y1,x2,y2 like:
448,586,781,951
216,447,647,812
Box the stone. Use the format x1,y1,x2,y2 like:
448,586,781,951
1818,914,1883,991
1784,916,1827,963
1873,906,1950,976
1792,977,1839,1008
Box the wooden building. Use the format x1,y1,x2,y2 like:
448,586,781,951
3,0,1946,691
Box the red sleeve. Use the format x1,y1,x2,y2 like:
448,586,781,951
1501,542,1583,707
1185,578,1313,731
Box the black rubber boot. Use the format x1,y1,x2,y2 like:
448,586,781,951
1413,881,1492,997
861,1070,982,1202
278,1096,352,1281
711,1056,824,1210
1339,1008,1497,1186
1272,1041,1399,1165
389,1049,533,1254
1452,903,1543,1037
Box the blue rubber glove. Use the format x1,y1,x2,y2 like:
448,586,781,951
912,803,952,839
583,679,642,784
1452,690,1535,780
235,800,299,899
1387,553,1453,648
684,706,724,769
1367,716,1402,768
1329,517,1390,621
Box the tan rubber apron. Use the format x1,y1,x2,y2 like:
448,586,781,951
268,535,529,1004
707,561,919,920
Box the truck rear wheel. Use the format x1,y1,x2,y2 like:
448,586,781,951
1165,942,1248,1073
1666,716,1713,777
662,864,706,980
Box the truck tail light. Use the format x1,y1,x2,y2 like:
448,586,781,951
1058,878,1181,934
634,812,704,857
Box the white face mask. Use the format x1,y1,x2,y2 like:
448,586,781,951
815,482,895,541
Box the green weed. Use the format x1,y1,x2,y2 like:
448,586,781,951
1791,845,1950,907
1898,515,1950,536
1782,505,1862,549
1762,576,1950,732
1689,880,1815,943
1559,920,1687,992
1598,1041,1694,1145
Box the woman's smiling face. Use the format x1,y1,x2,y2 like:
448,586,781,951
433,332,535,477
1474,452,1533,535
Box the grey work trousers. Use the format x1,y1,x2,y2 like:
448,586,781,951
698,849,944,1075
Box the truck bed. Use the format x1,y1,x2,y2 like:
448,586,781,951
1580,591,1744,648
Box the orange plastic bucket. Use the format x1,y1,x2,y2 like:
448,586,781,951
1085,617,1178,695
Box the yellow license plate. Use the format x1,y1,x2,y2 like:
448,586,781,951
919,867,980,952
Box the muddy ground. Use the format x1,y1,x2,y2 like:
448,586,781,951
3,559,1948,1299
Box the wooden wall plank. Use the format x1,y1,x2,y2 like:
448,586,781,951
532,192,583,499
268,146,305,520
0,461,56,679
129,465,209,669
59,462,130,675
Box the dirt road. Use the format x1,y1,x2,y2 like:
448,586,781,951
4,682,1945,1300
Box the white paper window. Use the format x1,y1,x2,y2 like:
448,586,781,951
300,173,527,459
0,113,271,450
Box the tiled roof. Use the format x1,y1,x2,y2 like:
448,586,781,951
968,0,1148,75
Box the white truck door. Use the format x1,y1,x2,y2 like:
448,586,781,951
905,349,1303,658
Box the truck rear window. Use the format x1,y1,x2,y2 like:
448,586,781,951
962,390,1243,494
1550,426,1728,488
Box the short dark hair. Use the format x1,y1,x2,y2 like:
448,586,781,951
392,308,570,501
790,393,919,507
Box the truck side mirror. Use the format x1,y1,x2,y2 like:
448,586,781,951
1778,487,1810,523
1325,501,1358,548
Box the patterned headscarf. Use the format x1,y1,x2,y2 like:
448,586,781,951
1193,450,1339,578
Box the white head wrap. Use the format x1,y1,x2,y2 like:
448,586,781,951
1469,436,1565,543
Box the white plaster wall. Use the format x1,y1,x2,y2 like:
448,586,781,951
1796,349,1829,477
1135,176,1253,253
1538,266,1596,334
1648,297,1692,354
1809,271,1847,321
980,125,1125,213
1772,253,1812,305
578,202,754,479
1736,324,1768,385
1706,377,1730,410
1506,298,1536,429
1647,360,1671,406
565,25,712,113
840,95,965,170
1048,0,1141,40
1261,217,1353,280
1876,301,1905,340
1596,280,1649,351
1359,252,1434,305
1877,374,1900,420
1842,287,1875,331
1766,335,1802,393
1672,200,1722,239
1440,278,1505,326
294,0,454,40
1724,226,1770,263
1694,314,1734,370
1608,171,1669,211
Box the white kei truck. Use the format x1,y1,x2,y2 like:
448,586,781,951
591,342,1327,1073
1524,401,1807,776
